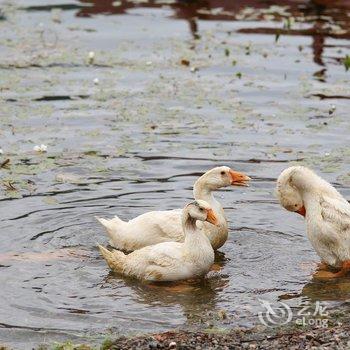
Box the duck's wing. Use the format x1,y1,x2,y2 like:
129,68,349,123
128,242,186,281
152,209,184,240
145,242,183,268
128,208,184,241
320,195,350,237
99,209,184,251
321,195,350,221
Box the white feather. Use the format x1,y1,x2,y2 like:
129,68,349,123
98,201,215,282
96,166,246,251
276,166,350,268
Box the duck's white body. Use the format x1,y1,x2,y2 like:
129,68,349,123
305,190,350,268
276,166,350,268
98,201,216,282
97,167,249,251
98,209,183,252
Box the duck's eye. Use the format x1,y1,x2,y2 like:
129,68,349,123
200,208,204,212
294,204,298,207
220,171,225,175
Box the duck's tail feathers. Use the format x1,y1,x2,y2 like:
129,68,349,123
97,244,126,273
95,215,126,239
96,215,126,228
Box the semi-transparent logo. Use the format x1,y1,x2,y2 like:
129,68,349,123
258,300,329,328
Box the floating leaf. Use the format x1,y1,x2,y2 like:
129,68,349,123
275,31,281,43
180,59,190,66
344,55,350,71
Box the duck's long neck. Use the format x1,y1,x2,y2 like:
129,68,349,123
299,174,346,216
193,177,226,226
182,211,211,251
300,191,326,222
193,177,216,206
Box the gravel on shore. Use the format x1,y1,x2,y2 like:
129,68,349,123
1,320,349,349
105,322,350,350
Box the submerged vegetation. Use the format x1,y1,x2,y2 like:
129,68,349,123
344,55,350,71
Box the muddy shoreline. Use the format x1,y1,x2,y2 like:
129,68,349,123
3,327,350,349
4,310,348,350
0,310,342,349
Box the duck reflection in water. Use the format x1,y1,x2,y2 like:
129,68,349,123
101,264,229,325
279,260,350,303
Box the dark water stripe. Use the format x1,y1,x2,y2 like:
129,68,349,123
310,93,350,100
0,63,113,70
132,154,305,163
0,322,70,332
34,95,90,101
59,189,172,205
0,188,93,203
234,226,296,238
4,205,103,221
30,222,91,241
21,4,89,12
90,175,272,185
5,95,90,102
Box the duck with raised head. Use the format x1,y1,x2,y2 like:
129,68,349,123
98,200,217,282
276,166,350,278
97,166,250,251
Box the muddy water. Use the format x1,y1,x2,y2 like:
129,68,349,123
0,0,350,348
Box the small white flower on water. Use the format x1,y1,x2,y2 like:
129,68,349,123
330,104,336,111
146,61,152,66
190,66,198,72
34,144,48,153
0,148,3,155
88,51,95,64
325,152,330,156
93,78,99,85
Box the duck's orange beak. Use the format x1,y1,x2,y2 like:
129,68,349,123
229,170,251,187
296,206,306,217
206,209,218,226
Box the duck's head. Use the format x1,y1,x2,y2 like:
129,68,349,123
276,166,309,216
198,166,250,190
186,200,218,225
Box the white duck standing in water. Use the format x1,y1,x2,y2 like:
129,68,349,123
276,166,350,277
97,166,250,251
98,200,217,282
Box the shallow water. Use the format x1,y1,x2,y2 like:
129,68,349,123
0,0,350,348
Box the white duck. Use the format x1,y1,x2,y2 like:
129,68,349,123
97,166,250,251
276,166,350,277
98,200,217,282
